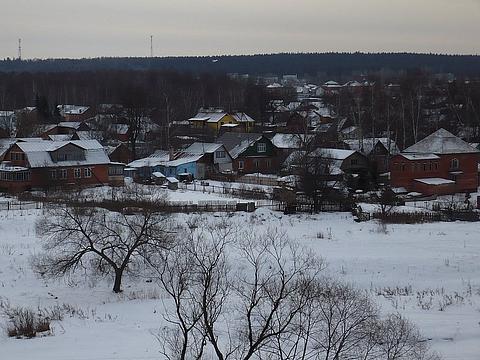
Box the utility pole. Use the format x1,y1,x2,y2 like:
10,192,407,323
18,38,22,60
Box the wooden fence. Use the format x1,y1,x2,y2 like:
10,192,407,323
357,210,480,223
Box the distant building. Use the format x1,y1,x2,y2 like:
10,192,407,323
57,105,94,122
188,108,255,134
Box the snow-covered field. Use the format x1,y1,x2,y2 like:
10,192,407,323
0,191,479,359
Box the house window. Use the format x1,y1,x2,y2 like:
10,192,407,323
254,160,260,169
266,159,271,168
434,162,438,170
59,169,67,179
450,158,459,170
423,163,427,171
84,168,92,178
238,160,244,170
351,158,358,166
257,143,267,153
216,150,226,158
50,170,57,180
74,168,82,179
401,163,406,172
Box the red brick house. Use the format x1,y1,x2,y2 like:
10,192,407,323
390,129,479,195
0,140,122,192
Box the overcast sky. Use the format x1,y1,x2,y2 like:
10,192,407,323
1,0,479,59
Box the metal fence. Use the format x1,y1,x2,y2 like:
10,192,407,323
0,201,43,211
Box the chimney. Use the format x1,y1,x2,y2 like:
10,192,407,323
169,148,174,161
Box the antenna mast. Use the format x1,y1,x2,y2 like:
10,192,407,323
18,38,22,60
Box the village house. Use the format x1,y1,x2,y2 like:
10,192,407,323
40,121,91,139
217,133,279,174
188,108,255,134
343,137,399,174
390,128,480,195
270,133,314,161
0,139,122,192
283,147,370,190
127,150,203,181
57,105,94,122
183,142,233,174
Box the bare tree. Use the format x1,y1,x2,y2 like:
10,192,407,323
377,313,439,360
155,219,439,360
34,201,173,293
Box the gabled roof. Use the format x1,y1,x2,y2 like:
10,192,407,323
313,148,358,160
403,128,479,154
47,134,74,141
15,140,110,168
344,138,399,155
184,142,224,154
189,111,228,124
217,132,266,159
231,113,255,123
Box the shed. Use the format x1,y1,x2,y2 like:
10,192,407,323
166,176,179,190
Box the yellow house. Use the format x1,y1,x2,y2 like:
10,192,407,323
189,108,255,133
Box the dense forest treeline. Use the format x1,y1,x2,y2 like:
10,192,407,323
1,53,480,76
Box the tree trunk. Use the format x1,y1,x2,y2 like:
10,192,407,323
113,268,124,293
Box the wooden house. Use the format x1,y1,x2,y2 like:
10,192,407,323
217,133,279,174
0,140,121,192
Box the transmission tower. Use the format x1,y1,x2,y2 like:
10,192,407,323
18,38,22,60
150,35,153,58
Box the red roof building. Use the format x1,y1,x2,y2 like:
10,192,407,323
390,129,479,195
0,139,123,192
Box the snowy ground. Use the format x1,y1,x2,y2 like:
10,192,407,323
0,193,479,359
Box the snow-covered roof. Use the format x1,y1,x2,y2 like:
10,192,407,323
271,134,312,149
0,138,17,158
47,134,73,141
166,177,179,183
184,142,224,154
323,81,340,87
403,128,479,155
313,148,357,160
414,178,456,185
128,150,202,169
217,133,264,159
400,153,440,161
57,105,90,115
232,113,255,123
152,172,166,178
16,140,110,168
344,138,399,155
189,110,228,124
58,122,83,129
